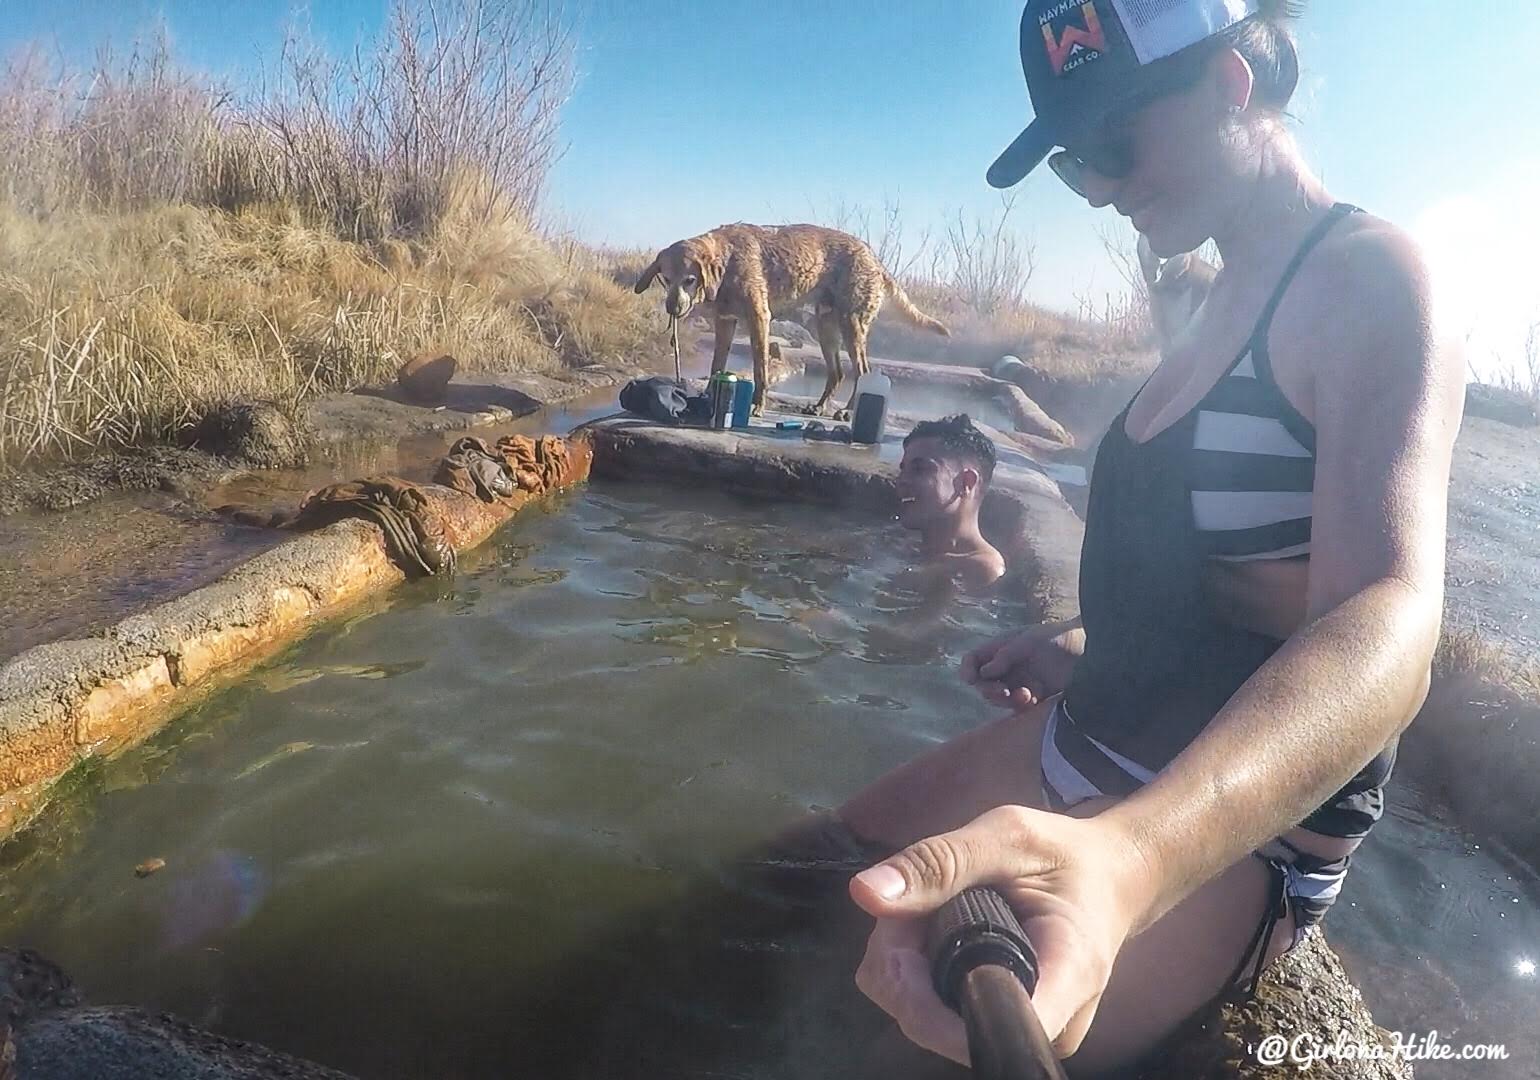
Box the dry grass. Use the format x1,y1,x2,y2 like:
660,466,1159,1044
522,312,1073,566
1434,621,1540,706
832,197,1156,388
0,197,657,467
0,2,661,470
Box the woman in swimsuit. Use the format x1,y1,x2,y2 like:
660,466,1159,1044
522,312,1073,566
835,1,1464,1073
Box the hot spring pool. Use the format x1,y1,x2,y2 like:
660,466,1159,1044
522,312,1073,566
0,482,1028,1078
1,481,1535,1079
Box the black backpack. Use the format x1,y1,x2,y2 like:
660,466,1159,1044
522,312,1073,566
619,377,712,425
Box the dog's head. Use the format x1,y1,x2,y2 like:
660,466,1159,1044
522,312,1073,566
634,236,723,318
1137,233,1218,351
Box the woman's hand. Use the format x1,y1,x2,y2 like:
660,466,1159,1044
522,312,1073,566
849,804,1153,1066
961,620,1085,709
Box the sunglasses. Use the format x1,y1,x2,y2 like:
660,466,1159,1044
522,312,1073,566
1049,144,1132,197
1046,63,1209,197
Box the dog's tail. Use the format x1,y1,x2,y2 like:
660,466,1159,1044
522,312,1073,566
881,272,950,337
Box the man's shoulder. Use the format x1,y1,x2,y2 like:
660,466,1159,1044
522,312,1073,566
952,546,1007,594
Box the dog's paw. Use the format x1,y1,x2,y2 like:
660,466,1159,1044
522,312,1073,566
750,402,765,417
832,408,852,423
799,403,828,417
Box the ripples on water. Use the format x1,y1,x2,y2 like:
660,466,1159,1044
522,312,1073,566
1330,785,1540,1079
0,483,1024,1077
0,482,1534,1078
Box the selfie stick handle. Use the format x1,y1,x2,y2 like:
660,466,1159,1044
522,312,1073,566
928,886,1069,1080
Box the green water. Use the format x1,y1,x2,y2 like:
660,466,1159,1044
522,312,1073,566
6,479,1537,1079
0,482,1025,1078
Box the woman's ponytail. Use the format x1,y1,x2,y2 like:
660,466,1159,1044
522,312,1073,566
1223,0,1304,112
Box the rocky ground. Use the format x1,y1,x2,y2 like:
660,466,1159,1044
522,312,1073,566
1442,413,1540,656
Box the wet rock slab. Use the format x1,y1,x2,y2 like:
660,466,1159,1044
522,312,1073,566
1140,930,1414,1079
1,948,356,1079
792,355,1073,445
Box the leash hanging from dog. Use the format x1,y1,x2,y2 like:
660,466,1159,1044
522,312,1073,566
668,314,682,381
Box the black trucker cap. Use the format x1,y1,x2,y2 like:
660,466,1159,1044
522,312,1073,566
988,0,1261,189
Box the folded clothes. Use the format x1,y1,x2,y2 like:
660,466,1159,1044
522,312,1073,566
436,437,518,502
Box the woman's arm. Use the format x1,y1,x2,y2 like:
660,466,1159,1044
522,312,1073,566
1104,223,1465,929
848,224,1466,1062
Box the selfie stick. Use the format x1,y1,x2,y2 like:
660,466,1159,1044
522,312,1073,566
929,886,1070,1080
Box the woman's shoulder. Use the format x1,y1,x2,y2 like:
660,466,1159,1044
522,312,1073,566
1313,211,1431,296
1267,209,1465,454
1276,209,1444,387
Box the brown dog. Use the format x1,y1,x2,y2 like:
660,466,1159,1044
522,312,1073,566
635,223,950,417
1137,234,1219,355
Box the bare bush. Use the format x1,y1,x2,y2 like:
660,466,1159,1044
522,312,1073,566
0,0,572,237
255,0,573,238
937,195,1036,317
0,34,231,215
815,195,932,282
1492,319,1540,404
0,5,656,471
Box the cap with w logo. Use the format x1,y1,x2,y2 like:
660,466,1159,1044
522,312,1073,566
988,0,1260,188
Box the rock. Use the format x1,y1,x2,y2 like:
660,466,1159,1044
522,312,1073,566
0,949,81,1029
991,354,1028,381
0,949,355,1079
1464,383,1538,428
192,401,310,469
397,351,458,404
1139,929,1413,1079
998,383,1073,446
770,319,812,348
16,1007,357,1080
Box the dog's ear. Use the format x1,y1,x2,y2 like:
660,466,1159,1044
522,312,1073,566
634,255,661,295
1136,234,1162,289
697,249,723,302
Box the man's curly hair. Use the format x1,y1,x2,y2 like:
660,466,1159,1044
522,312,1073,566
903,414,996,484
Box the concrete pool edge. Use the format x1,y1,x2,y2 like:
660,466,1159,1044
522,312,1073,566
0,439,595,841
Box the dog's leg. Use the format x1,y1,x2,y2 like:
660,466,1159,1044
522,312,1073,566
834,315,870,422
711,315,737,375
746,306,771,416
806,306,843,416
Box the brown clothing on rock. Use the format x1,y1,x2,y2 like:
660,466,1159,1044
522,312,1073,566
436,437,517,502
219,476,453,577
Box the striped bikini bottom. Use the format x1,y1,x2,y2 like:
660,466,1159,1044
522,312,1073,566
1039,699,1364,992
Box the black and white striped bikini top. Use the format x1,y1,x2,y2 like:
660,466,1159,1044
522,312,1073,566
1182,202,1361,562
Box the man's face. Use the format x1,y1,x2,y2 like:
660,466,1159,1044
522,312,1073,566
897,437,971,528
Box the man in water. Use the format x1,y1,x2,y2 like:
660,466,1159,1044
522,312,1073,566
896,414,1006,594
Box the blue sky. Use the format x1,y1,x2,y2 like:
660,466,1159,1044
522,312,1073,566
3,1,1537,378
